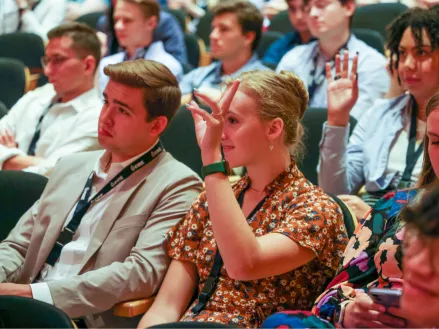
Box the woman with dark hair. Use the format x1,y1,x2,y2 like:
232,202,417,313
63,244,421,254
262,92,439,328
318,7,439,221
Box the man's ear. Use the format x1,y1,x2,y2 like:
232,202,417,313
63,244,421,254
266,117,284,143
243,31,256,49
150,116,168,136
344,0,356,19
83,55,97,75
146,15,159,31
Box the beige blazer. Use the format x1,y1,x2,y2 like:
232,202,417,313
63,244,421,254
0,150,203,328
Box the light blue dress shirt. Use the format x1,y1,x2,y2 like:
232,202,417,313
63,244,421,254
179,54,269,95
317,94,420,195
277,35,390,120
98,41,183,96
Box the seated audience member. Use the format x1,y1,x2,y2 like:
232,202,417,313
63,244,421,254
138,70,348,328
98,0,183,94
276,0,389,120
65,0,110,22
0,23,103,176
180,0,269,104
318,8,439,220
0,0,67,41
0,59,202,328
400,182,439,329
262,92,439,329
263,0,312,68
99,0,188,64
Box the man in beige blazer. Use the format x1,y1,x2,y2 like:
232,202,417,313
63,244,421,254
0,59,203,328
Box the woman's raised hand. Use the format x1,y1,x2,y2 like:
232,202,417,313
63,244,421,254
326,50,359,127
186,79,241,165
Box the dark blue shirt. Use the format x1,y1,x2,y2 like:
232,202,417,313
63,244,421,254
262,31,303,67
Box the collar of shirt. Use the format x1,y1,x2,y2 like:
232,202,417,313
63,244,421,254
313,34,354,63
212,53,260,84
94,139,160,181
47,85,100,114
123,45,151,61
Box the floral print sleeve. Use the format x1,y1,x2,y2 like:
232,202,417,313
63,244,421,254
166,192,208,264
313,189,419,322
271,191,347,271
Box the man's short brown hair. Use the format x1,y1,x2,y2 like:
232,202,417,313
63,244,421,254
212,0,263,52
120,0,160,20
47,22,101,70
103,59,181,127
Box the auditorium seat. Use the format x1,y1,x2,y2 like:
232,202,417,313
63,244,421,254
0,296,74,328
0,171,48,241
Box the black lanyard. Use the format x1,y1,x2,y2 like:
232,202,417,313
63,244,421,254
27,100,60,156
191,185,269,314
307,40,349,101
397,99,424,189
44,141,164,267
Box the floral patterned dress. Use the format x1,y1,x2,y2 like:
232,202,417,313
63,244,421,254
166,160,349,328
262,189,420,328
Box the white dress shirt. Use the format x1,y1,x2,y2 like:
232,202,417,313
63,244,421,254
0,0,67,42
277,35,390,120
97,41,183,96
0,84,102,176
30,148,153,305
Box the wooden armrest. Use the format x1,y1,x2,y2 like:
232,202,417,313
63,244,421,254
113,297,155,318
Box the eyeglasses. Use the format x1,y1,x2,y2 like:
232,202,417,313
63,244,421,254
404,226,439,273
40,55,77,68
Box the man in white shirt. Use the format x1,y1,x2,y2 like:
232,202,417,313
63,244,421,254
1,0,67,42
97,0,183,95
276,0,389,119
0,22,103,176
0,59,203,328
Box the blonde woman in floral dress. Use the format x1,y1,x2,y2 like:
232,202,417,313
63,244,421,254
138,70,349,329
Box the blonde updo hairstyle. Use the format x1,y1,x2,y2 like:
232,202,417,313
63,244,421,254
224,70,309,158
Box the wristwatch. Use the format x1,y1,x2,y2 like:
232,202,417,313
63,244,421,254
201,160,232,179
334,300,352,328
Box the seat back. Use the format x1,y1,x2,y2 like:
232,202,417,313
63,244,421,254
75,11,105,29
164,8,187,32
352,28,385,55
328,194,357,238
0,171,48,241
268,10,295,34
299,107,357,185
0,101,8,119
0,32,45,74
161,105,206,177
196,11,213,50
0,295,74,328
352,3,408,40
185,33,201,69
256,31,284,60
0,58,27,110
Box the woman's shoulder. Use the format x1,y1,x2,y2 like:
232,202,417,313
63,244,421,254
373,188,420,218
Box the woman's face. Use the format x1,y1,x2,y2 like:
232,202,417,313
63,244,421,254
426,107,439,178
221,90,273,168
398,28,439,102
402,227,439,328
